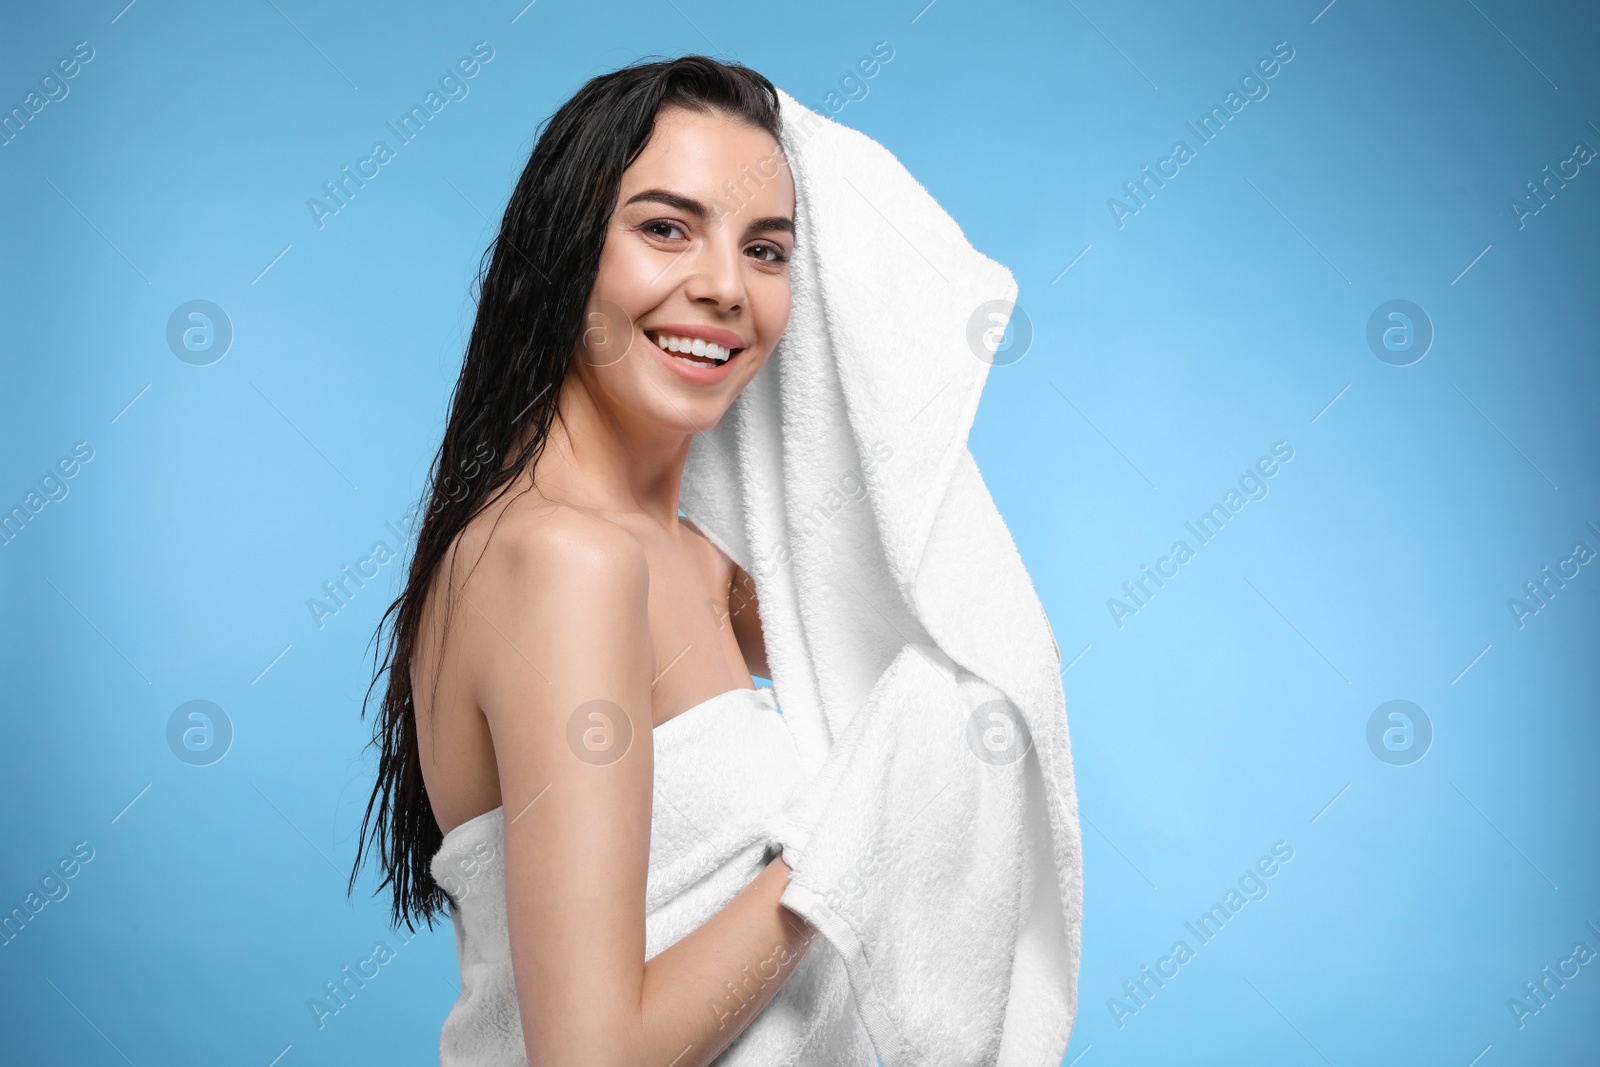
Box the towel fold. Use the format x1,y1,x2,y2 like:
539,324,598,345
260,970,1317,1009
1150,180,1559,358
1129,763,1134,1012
679,87,1084,1066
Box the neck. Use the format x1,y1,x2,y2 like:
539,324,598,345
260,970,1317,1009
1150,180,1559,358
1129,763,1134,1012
524,370,693,529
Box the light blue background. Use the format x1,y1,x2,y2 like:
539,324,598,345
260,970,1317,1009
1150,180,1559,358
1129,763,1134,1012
2,1,1596,1064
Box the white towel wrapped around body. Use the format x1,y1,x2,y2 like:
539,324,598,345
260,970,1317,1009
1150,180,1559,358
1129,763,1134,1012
431,685,878,1066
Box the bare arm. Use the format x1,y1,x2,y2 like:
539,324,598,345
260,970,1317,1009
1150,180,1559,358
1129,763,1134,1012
460,509,813,1067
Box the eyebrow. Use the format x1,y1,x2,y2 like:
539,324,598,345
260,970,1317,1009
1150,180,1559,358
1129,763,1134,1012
623,188,794,236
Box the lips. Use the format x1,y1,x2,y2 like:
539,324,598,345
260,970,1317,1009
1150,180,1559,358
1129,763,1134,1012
645,331,742,384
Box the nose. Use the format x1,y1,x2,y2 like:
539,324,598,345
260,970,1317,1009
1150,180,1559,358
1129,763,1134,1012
682,231,746,312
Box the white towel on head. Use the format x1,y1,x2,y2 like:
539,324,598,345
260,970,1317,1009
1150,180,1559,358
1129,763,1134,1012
679,87,1084,1067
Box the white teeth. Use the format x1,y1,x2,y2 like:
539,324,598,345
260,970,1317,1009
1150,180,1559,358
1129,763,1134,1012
651,332,734,363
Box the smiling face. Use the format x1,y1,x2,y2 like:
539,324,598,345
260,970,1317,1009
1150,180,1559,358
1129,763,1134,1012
571,104,796,433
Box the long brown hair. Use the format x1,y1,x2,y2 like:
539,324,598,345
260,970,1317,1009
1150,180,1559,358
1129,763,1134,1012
347,55,784,932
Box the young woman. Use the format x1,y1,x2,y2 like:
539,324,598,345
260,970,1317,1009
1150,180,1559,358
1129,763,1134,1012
348,58,876,1065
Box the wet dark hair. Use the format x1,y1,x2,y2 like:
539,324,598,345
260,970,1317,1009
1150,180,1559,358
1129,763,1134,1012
347,55,784,932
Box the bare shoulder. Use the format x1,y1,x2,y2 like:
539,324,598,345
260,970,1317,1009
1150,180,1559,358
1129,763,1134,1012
457,495,647,589
443,496,653,714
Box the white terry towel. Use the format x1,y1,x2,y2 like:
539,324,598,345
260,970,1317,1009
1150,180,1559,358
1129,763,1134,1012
678,87,1084,1066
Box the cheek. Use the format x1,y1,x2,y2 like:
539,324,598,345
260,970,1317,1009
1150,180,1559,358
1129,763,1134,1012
593,227,671,308
753,275,792,342
584,272,658,354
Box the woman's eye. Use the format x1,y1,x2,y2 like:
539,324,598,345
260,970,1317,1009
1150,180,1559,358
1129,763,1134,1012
644,220,686,241
748,243,789,264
